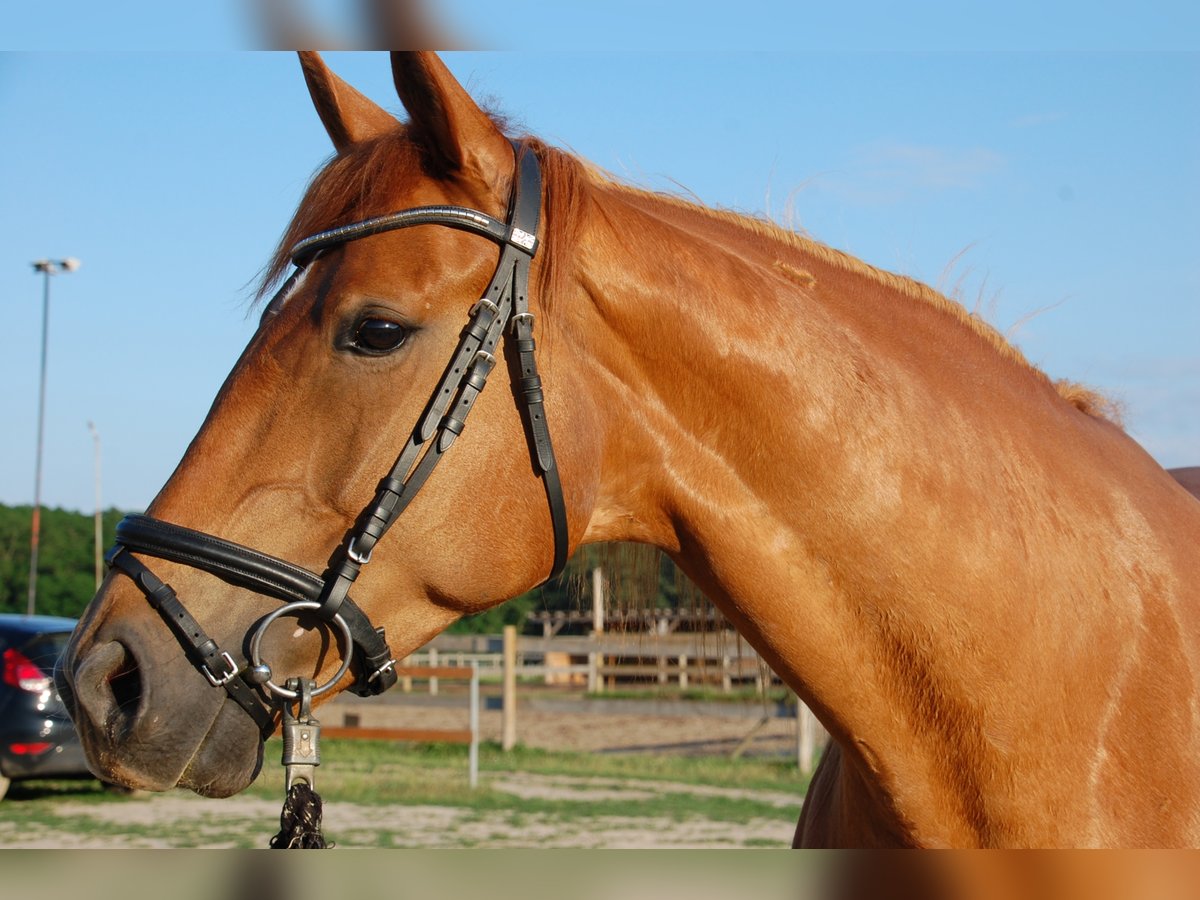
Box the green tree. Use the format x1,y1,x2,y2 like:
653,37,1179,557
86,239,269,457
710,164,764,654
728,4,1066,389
0,504,123,618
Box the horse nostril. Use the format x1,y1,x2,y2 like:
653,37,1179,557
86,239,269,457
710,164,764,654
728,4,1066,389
74,640,143,739
108,651,143,721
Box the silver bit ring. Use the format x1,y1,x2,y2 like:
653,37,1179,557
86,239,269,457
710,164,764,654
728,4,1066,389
248,601,354,699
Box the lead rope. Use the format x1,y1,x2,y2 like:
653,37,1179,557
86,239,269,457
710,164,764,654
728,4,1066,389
271,783,327,849
270,678,332,849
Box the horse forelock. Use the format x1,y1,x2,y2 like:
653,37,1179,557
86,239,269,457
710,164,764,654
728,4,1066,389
257,127,418,303
255,127,590,322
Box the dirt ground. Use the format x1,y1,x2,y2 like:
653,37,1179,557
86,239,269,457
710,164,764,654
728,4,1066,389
11,771,799,849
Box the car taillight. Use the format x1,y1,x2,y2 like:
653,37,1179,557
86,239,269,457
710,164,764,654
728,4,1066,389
2,648,52,693
9,742,53,755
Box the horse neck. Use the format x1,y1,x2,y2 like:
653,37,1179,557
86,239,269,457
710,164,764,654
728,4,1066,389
564,183,1200,845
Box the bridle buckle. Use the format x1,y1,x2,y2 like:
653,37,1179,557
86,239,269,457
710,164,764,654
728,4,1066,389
347,536,373,565
201,651,239,687
470,297,499,318
367,657,398,684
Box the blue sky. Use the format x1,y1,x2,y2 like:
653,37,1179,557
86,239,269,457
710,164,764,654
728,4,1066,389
3,2,1199,50
1,46,1197,513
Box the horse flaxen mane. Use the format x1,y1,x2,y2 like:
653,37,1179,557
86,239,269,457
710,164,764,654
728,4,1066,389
588,173,1122,426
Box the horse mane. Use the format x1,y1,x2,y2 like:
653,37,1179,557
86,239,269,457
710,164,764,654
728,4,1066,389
526,141,1125,624
258,127,415,298
530,145,1118,429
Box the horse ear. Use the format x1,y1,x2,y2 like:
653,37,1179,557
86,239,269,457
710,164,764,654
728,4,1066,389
298,51,398,152
390,51,511,182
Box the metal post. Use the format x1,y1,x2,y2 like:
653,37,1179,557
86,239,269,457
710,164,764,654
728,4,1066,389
468,665,479,788
26,258,78,616
501,625,516,751
27,267,52,617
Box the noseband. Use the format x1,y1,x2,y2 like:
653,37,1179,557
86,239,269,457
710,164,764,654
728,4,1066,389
104,144,569,734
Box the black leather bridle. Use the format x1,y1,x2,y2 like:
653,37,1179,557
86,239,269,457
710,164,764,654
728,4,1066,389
104,144,569,735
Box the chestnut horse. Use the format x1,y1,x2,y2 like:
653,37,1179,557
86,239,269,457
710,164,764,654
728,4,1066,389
58,52,1200,848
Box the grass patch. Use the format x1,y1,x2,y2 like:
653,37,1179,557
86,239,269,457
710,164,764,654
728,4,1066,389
490,742,807,792
249,739,808,798
244,738,806,826
3,739,806,847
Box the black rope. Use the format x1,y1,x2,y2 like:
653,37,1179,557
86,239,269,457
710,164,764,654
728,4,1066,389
269,782,332,849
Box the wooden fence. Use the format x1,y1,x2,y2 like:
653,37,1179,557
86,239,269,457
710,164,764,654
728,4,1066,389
390,629,826,774
405,631,787,694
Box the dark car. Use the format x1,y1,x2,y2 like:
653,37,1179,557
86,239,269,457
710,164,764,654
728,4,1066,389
0,614,94,799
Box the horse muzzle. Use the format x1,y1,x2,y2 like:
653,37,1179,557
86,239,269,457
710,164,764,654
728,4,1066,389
57,615,263,795
55,509,406,794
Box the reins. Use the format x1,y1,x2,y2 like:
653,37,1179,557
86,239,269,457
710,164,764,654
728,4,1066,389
101,143,568,846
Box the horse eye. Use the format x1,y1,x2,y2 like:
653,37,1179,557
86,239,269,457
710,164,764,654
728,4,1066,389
352,318,408,354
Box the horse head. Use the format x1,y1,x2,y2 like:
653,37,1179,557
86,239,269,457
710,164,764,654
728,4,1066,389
57,52,598,796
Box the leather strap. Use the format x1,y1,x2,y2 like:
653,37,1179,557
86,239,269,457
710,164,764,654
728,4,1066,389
505,169,569,578
106,546,276,736
113,515,398,697
289,205,532,267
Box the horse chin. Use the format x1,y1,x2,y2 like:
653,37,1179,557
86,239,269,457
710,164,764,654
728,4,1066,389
177,699,266,797
77,695,265,798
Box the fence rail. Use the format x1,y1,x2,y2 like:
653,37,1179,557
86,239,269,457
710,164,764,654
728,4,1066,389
400,633,786,695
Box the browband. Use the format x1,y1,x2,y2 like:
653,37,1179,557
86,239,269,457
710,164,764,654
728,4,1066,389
289,205,537,266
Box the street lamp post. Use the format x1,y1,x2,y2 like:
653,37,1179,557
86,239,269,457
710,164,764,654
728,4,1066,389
28,258,80,617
